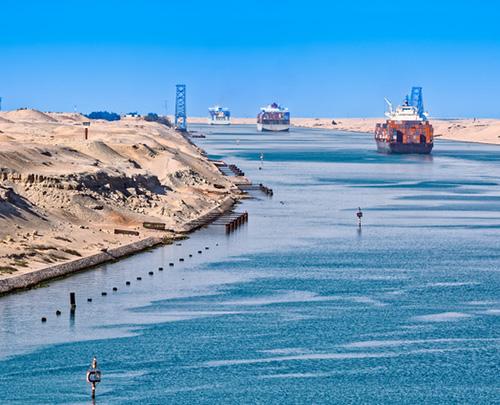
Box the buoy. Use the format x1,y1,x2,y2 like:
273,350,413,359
158,267,164,271
149,271,154,275
101,292,107,296
198,250,202,254
169,262,174,266
87,298,92,302
179,258,184,262
86,356,101,400
356,207,363,227
205,247,209,250
113,287,118,291
56,310,61,316
41,317,47,322
126,281,131,285
189,254,193,257
137,277,142,280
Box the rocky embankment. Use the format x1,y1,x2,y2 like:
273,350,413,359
0,110,242,284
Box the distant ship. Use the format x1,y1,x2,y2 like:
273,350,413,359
374,87,433,154
208,105,231,125
257,103,290,132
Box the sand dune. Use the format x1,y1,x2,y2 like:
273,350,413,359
0,116,14,124
0,109,58,123
0,110,241,278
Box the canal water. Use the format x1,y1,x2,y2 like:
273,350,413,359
0,125,499,404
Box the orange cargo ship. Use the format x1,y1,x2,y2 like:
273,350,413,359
374,88,434,154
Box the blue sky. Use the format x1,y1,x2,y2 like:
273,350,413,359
1,0,499,117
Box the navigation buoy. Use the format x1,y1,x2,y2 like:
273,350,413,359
86,356,102,400
356,207,363,227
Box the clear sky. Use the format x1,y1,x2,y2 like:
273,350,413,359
1,0,499,117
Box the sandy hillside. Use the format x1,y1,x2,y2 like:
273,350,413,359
189,116,500,145
0,110,241,278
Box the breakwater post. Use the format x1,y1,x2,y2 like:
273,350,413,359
70,292,76,313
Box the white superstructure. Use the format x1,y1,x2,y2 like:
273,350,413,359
384,98,428,122
208,105,231,125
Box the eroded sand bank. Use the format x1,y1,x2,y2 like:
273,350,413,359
0,110,243,291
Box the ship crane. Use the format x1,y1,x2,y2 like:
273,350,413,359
384,98,393,116
408,86,427,120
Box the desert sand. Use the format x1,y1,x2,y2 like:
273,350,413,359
0,110,242,283
189,117,500,145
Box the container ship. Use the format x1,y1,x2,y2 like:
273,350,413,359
257,103,290,132
374,87,433,154
208,105,231,125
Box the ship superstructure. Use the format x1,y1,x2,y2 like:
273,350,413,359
208,105,231,125
257,103,290,132
374,87,433,154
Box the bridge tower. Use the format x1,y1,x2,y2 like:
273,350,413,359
174,84,187,131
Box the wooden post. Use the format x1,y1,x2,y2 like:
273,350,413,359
70,292,76,311
84,128,88,140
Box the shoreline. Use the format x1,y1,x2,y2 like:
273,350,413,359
0,236,163,295
0,173,241,296
188,117,500,146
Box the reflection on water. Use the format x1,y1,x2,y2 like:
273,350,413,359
0,125,499,404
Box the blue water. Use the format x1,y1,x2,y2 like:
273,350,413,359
0,126,499,404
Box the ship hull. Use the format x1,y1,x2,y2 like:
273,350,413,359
257,123,290,132
376,140,433,154
208,119,231,125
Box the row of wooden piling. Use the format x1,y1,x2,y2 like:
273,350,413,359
39,243,222,322
225,212,248,233
236,183,274,197
259,184,273,196
228,164,245,176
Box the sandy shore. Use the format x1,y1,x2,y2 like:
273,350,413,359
188,117,500,145
0,109,243,292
